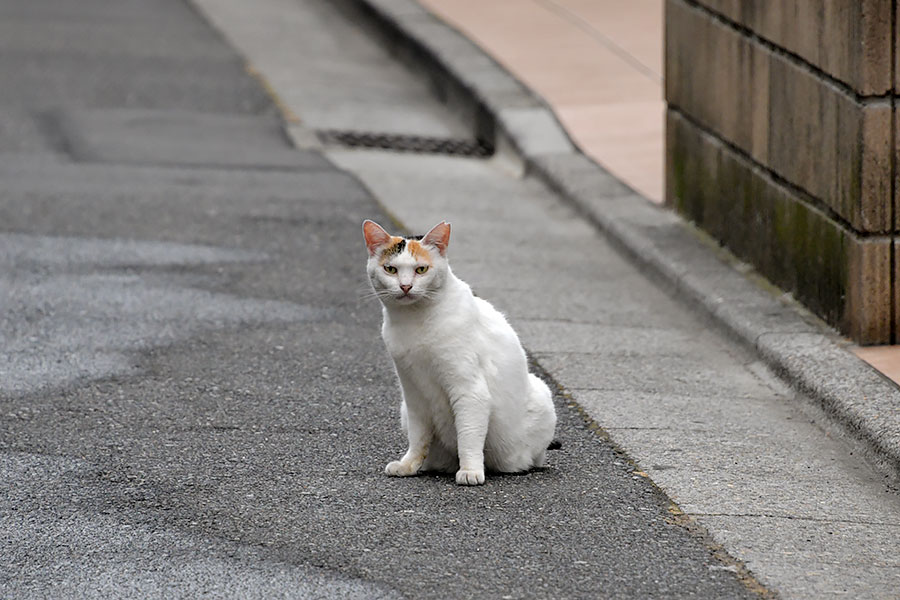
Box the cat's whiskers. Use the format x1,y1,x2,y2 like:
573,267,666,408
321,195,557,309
359,284,440,303
358,288,391,302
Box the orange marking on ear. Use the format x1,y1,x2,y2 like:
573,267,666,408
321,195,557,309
407,240,433,264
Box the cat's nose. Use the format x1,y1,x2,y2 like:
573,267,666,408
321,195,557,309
400,284,412,295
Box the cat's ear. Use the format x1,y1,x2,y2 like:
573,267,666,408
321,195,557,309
363,220,392,256
422,221,451,256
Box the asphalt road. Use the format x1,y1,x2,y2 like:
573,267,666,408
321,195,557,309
0,0,760,598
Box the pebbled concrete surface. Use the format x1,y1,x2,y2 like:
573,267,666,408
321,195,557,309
2,452,403,600
1,0,765,598
0,233,324,396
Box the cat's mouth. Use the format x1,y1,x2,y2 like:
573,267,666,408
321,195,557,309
395,292,419,303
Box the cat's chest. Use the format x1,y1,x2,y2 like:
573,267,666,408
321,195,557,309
385,334,440,372
383,324,452,391
389,337,456,442
381,302,478,387
382,312,462,360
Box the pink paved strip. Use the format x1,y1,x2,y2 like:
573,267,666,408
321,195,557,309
852,345,900,386
417,0,664,203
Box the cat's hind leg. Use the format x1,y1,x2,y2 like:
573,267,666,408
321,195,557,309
527,374,557,468
420,440,458,474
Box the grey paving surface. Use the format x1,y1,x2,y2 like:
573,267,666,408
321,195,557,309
6,451,401,600
0,0,273,152
52,108,328,169
2,0,768,599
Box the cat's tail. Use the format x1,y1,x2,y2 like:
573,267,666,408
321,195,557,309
548,439,562,450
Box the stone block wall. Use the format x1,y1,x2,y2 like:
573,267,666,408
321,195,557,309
665,0,897,344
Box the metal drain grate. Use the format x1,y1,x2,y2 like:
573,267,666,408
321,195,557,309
316,129,493,157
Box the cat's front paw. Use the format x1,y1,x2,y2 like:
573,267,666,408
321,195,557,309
455,468,485,486
385,460,420,477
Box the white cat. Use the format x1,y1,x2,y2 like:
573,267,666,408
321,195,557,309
363,219,557,486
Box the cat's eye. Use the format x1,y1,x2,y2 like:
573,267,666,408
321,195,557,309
415,265,429,275
383,265,398,274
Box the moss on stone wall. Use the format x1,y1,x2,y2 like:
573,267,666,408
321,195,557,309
667,109,889,342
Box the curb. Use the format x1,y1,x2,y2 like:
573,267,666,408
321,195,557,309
339,0,900,484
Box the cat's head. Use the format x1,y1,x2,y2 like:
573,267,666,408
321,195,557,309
362,220,451,307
